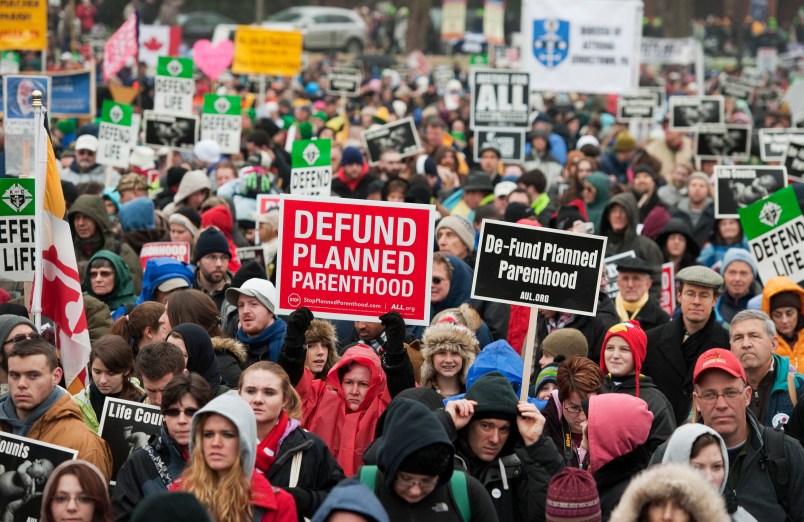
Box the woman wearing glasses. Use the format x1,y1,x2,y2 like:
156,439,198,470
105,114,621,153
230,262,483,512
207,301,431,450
41,460,114,522
112,373,212,520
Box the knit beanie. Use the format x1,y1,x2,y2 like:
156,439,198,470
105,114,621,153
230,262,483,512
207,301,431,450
131,492,211,522
231,260,267,289
341,146,364,165
613,132,637,153
546,468,602,522
436,216,475,253
0,314,37,345
169,207,201,239
688,171,709,186
541,329,588,359
194,227,230,263
535,360,561,393
770,291,801,312
722,248,758,279
465,371,519,424
397,443,454,476
600,320,647,397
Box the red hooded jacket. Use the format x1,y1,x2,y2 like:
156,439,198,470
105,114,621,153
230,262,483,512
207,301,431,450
201,204,241,272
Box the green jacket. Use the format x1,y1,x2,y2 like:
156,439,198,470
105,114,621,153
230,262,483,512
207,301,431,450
83,250,136,316
73,381,144,433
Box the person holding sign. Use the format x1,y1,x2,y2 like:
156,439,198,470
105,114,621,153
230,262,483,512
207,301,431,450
171,392,298,522
73,336,144,432
41,460,114,522
113,373,213,520
238,362,345,520
0,339,113,481
279,308,415,476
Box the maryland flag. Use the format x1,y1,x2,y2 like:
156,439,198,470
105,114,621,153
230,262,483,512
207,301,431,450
34,105,91,394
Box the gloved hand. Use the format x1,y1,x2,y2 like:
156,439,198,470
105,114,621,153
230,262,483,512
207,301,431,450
380,311,406,355
285,487,313,517
285,307,314,348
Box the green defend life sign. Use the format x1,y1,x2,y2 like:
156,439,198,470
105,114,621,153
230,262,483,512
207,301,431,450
154,56,195,116
290,139,332,197
200,94,241,154
738,185,804,286
0,178,36,282
97,100,134,169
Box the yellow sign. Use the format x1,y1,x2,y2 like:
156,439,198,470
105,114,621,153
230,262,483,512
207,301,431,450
233,26,303,77
0,0,47,50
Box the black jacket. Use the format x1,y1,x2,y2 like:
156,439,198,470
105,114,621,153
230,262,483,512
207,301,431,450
264,426,345,519
601,375,677,455
595,445,651,519
643,314,730,425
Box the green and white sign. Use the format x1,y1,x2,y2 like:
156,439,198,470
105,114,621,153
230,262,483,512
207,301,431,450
154,56,194,116
0,178,35,282
200,94,241,154
0,51,19,74
290,139,332,197
738,186,804,285
97,100,134,169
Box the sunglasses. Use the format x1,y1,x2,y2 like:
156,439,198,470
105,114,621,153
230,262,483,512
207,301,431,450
4,332,42,346
162,407,199,418
89,269,115,279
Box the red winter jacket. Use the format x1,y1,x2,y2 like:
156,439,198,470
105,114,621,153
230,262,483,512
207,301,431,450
297,344,391,476
201,204,241,272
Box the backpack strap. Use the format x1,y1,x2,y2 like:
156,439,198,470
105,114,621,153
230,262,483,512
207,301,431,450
449,470,471,522
358,465,379,492
787,373,798,408
762,427,792,521
288,450,304,488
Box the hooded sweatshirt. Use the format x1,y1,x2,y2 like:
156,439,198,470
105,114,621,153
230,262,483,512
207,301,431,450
136,257,194,305
298,344,391,476
310,479,389,522
172,323,224,395
201,205,241,272
186,392,297,522
83,249,136,319
69,194,143,293
762,275,804,372
584,172,612,234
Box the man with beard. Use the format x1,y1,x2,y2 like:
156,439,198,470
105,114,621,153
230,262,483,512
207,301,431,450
225,278,287,364
192,227,232,310
632,165,665,222
373,148,404,181
62,134,112,186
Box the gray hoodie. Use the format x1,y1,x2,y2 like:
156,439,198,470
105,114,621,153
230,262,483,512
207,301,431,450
661,424,757,522
190,391,257,477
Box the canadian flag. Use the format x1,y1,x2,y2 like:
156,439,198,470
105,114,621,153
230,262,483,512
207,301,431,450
139,25,182,67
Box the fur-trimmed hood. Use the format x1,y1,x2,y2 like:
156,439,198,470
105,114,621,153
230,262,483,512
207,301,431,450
305,319,340,379
419,322,479,387
609,463,730,522
212,336,248,364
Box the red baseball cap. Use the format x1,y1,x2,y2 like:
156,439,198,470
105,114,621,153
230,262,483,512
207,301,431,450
693,348,747,384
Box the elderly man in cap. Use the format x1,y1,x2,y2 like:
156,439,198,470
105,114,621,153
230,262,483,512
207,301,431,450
650,348,804,521
447,172,494,220
225,278,287,365
614,256,670,331
116,173,149,204
643,265,730,425
63,134,112,185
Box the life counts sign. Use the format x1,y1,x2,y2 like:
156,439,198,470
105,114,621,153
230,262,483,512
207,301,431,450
98,397,163,485
276,196,435,325
472,220,606,316
738,186,804,286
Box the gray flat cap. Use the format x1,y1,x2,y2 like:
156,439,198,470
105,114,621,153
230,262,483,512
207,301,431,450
676,265,723,289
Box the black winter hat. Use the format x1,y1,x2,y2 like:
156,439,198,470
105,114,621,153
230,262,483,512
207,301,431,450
465,371,519,423
194,227,230,263
231,260,267,289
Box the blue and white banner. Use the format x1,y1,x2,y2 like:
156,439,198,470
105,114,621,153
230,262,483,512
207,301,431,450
520,0,642,94
50,69,94,116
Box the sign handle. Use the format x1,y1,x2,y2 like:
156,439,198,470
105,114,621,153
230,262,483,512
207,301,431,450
520,306,539,402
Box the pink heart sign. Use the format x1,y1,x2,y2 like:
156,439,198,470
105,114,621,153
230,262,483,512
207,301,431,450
193,39,234,81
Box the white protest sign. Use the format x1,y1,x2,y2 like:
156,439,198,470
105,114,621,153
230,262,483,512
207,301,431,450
97,100,134,169
154,56,194,116
520,0,642,94
470,68,531,130
200,94,241,154
290,139,332,197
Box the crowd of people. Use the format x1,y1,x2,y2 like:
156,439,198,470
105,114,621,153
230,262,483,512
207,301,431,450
3,5,804,521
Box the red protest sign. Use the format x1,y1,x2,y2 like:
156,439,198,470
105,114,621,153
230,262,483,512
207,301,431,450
256,194,281,215
277,195,435,325
103,14,139,82
140,242,191,269
660,262,676,316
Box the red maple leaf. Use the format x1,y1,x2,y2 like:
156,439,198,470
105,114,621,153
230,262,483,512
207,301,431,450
143,37,164,51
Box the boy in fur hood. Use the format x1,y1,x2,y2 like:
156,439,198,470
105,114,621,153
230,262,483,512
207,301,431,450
420,311,480,397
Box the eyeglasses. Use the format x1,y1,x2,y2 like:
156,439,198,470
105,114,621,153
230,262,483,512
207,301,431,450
697,389,744,403
163,407,199,418
202,254,230,264
395,474,439,490
432,277,445,285
52,495,94,505
4,332,41,346
563,401,583,414
89,269,115,279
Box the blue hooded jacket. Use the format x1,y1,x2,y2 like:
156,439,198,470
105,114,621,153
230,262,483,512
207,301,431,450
311,479,389,522
444,339,547,409
136,257,194,304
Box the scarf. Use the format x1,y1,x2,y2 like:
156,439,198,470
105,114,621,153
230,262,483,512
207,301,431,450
255,410,289,473
0,386,65,436
615,292,649,322
546,313,574,333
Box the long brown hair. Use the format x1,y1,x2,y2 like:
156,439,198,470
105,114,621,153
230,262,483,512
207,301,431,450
178,413,252,522
89,335,141,401
238,361,303,421
41,460,113,522
166,289,224,337
110,301,165,349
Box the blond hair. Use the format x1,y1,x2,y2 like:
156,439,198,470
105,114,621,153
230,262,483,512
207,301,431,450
239,361,303,421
